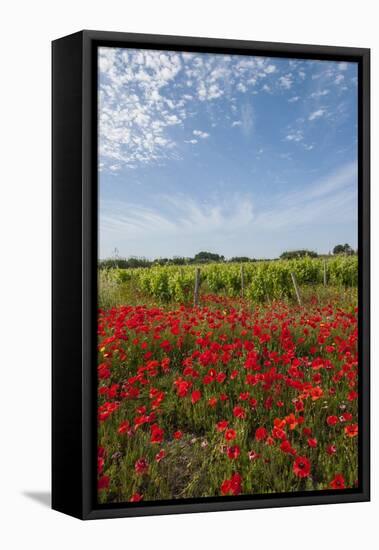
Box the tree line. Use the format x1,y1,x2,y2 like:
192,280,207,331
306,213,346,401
99,245,357,270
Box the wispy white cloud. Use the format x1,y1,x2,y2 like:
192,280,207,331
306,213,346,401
255,162,357,230
237,82,247,93
279,74,293,89
100,193,255,241
100,162,357,255
99,48,324,172
193,130,209,139
265,64,277,74
310,89,329,98
99,47,183,171
308,108,326,121
99,49,357,174
285,130,304,142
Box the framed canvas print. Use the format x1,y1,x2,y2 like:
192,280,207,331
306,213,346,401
52,30,370,519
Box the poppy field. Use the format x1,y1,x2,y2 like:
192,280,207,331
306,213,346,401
97,280,358,503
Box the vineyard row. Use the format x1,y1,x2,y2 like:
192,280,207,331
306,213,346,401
99,256,358,304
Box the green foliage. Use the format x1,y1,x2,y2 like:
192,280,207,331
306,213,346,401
229,256,255,263
333,243,355,255
280,249,318,260
98,256,358,305
99,257,152,269
194,251,225,263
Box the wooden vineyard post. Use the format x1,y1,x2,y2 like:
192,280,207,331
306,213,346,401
323,260,327,286
240,265,245,298
193,267,200,307
290,272,302,306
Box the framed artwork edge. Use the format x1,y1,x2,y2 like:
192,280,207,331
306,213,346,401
52,30,370,520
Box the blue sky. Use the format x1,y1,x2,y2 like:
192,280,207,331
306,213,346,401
98,47,358,260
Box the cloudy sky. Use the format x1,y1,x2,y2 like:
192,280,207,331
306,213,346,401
98,46,358,259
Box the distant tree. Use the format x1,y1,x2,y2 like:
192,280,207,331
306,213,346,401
194,251,225,263
170,256,191,265
280,249,318,260
229,256,253,263
333,243,355,255
333,244,345,255
125,256,152,268
154,258,170,266
98,256,152,269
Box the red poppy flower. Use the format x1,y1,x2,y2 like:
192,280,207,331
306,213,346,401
310,386,324,401
216,420,228,432
274,418,286,429
98,475,110,490
155,449,165,462
255,427,267,441
118,420,130,435
225,429,236,441
161,357,170,372
191,390,201,404
160,340,171,352
348,390,358,401
326,444,337,455
98,446,105,458
97,456,104,474
344,423,358,437
280,440,296,455
174,378,192,397
173,430,183,440
326,415,339,426
272,426,287,441
217,372,227,383
220,479,232,495
130,493,143,502
264,396,273,410
248,450,260,461
98,363,111,380
239,392,250,401
341,412,353,422
150,424,164,444
221,473,242,495
227,445,241,459
307,438,317,448
135,457,149,474
233,406,246,419
134,414,149,429
329,473,345,489
293,456,311,478
294,399,304,412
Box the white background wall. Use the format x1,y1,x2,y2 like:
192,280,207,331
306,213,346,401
1,1,376,548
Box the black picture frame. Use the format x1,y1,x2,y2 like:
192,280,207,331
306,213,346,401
52,30,370,520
